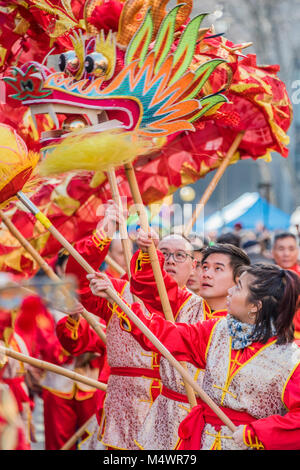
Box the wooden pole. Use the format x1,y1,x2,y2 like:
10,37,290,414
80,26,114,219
106,168,132,278
60,414,95,450
16,192,201,412
124,162,198,408
124,162,174,321
0,209,106,344
105,254,126,277
106,288,237,433
183,131,245,237
0,346,107,392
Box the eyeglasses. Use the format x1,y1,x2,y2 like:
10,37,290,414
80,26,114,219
160,250,194,263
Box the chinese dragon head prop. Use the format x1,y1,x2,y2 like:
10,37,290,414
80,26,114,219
0,0,293,275
2,0,231,159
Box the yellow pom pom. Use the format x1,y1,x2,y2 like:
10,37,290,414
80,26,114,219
38,130,154,177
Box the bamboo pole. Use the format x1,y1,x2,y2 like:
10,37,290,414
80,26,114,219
106,168,132,278
0,209,106,344
23,194,236,429
0,346,107,392
183,131,245,237
125,162,198,408
106,288,237,433
106,168,143,305
105,254,126,277
60,414,95,450
16,192,216,415
124,162,175,321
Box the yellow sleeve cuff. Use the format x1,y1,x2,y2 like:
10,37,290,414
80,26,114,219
65,316,80,340
243,426,264,450
91,229,112,251
135,250,151,272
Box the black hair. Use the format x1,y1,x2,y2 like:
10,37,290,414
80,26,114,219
273,232,297,245
201,243,250,281
216,232,241,248
244,263,300,344
54,253,69,275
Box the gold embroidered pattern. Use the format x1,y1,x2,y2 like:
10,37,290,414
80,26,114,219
135,250,151,272
244,428,264,450
65,316,80,340
205,429,233,450
91,229,112,251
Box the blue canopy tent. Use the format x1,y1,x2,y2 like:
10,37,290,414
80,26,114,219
203,192,291,232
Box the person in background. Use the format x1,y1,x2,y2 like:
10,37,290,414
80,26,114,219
233,222,243,235
272,232,300,273
0,382,28,450
0,273,38,449
187,233,209,251
186,245,204,295
217,232,241,248
105,237,133,279
242,240,273,264
185,233,209,295
272,232,300,343
33,256,105,450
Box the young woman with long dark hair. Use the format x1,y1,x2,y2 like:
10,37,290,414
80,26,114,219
88,263,300,450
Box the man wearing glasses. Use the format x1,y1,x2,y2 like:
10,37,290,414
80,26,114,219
126,230,230,450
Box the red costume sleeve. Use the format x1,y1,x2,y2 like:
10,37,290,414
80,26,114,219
14,296,70,365
130,249,192,317
34,309,72,366
65,231,128,322
116,300,217,369
65,230,111,285
56,315,110,421
56,316,106,357
244,362,300,450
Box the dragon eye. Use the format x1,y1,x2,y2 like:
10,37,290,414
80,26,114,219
20,80,34,92
84,52,108,77
58,51,80,76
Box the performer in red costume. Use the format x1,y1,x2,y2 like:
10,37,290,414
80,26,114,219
89,263,300,450
0,382,28,450
124,229,206,449
62,201,161,450
0,274,39,449
272,232,300,343
56,305,109,450
35,299,104,450
89,229,249,449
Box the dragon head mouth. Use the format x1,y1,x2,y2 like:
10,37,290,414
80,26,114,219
26,72,143,152
4,63,143,155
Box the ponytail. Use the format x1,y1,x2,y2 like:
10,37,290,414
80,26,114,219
276,269,300,344
245,264,300,344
